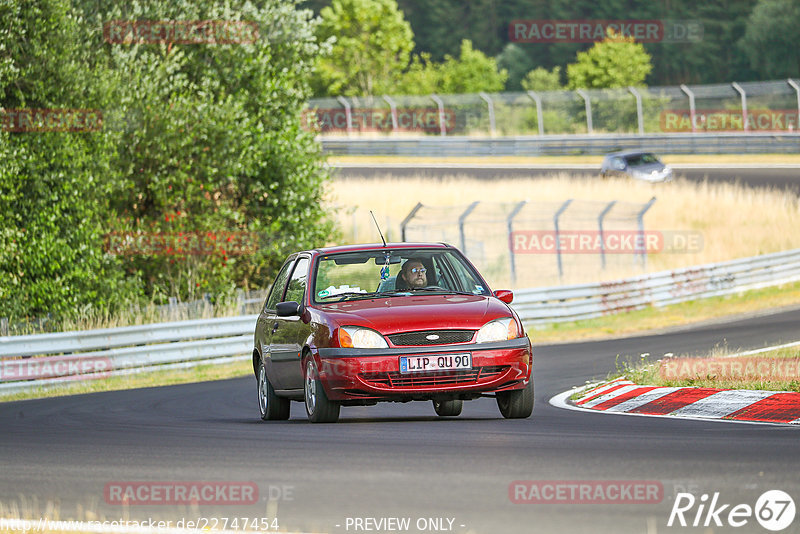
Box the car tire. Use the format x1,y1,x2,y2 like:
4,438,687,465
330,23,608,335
258,359,290,421
433,399,463,417
496,380,534,419
304,357,340,423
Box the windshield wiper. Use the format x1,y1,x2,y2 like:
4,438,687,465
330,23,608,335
318,291,373,302
403,286,476,296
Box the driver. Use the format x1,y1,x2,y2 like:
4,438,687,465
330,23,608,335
398,258,427,289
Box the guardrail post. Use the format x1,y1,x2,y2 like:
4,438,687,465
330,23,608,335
430,94,447,136
636,197,657,268
336,96,353,136
731,82,748,132
788,79,800,132
628,87,644,135
597,200,617,270
576,89,593,134
680,84,696,133
382,95,399,132
554,199,573,278
526,90,545,136
400,202,423,242
506,201,528,285
478,92,496,136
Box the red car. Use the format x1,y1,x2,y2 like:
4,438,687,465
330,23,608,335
253,243,533,423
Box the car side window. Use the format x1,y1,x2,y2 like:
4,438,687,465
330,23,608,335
284,257,310,304
264,260,295,311
612,157,625,170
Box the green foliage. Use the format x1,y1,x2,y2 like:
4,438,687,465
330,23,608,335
1,0,335,322
398,40,507,95
313,0,414,96
521,66,563,92
497,43,536,91
567,33,653,90
738,0,800,79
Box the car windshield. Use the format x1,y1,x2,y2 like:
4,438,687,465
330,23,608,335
312,248,491,303
625,153,660,166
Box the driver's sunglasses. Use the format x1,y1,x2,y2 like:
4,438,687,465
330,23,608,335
410,267,427,274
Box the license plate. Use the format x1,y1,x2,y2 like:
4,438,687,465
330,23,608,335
399,353,472,374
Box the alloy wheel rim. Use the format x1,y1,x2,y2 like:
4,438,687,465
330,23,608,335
305,360,316,413
258,365,267,415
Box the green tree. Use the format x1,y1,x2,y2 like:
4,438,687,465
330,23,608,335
521,66,563,92
0,0,138,322
313,0,414,96
739,0,800,79
497,43,536,91
567,32,653,89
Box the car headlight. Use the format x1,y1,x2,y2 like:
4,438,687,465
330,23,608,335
475,318,518,344
338,326,388,349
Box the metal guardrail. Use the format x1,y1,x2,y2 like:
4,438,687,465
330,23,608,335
513,249,800,324
320,133,800,156
2,249,799,395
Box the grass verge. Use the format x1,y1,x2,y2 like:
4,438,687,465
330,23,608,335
327,154,800,165
527,280,800,343
612,345,800,393
0,359,252,403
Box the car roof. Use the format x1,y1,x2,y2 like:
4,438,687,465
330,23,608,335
306,242,454,256
604,150,658,158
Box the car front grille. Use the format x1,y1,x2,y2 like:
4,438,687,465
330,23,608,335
360,365,507,388
387,329,474,346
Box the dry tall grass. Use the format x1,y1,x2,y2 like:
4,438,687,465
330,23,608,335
325,173,800,288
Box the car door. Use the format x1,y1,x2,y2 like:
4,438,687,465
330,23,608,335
256,257,296,390
270,255,311,391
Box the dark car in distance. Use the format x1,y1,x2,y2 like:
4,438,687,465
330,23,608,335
253,242,534,423
600,150,673,182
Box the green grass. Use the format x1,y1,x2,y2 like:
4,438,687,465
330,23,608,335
611,346,800,393
527,280,800,343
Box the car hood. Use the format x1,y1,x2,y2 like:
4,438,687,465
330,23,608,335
316,294,511,334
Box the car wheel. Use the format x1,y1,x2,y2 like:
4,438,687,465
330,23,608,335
304,357,340,423
432,398,463,417
496,380,534,419
258,359,290,421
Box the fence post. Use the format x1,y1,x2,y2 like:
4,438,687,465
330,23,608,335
628,87,644,135
576,89,593,134
597,200,617,270
479,92,496,136
526,91,545,136
382,95,399,132
680,84,696,133
430,94,447,136
554,199,573,278
0,317,8,337
506,201,528,285
400,202,423,242
637,197,657,268
458,201,480,253
731,82,748,132
336,96,353,135
788,79,800,132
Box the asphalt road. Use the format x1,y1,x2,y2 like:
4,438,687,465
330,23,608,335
2,308,799,534
331,164,800,194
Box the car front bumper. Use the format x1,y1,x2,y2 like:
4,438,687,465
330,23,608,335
315,337,533,400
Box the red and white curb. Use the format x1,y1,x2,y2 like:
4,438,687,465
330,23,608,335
551,378,800,425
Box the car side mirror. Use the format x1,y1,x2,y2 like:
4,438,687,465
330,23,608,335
493,289,513,304
276,301,303,317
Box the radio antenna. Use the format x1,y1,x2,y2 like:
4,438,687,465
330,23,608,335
370,210,387,247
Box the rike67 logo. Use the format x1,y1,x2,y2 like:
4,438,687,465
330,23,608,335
669,490,796,531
